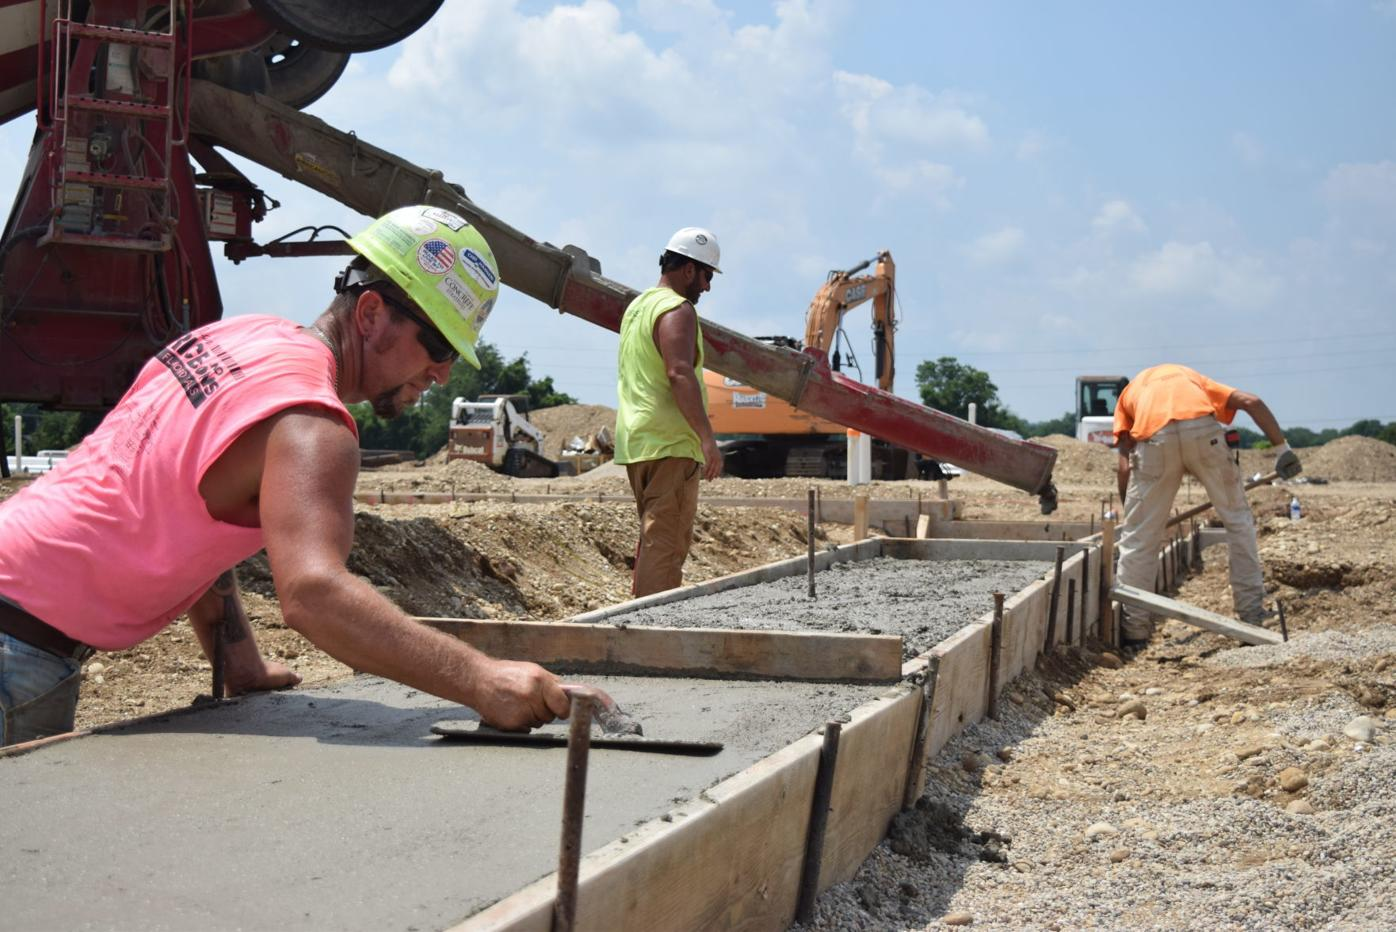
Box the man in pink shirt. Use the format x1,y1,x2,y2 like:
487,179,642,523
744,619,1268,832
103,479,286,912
0,206,570,746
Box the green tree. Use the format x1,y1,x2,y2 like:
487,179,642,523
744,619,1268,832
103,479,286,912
350,340,576,458
914,356,1021,431
1023,411,1076,438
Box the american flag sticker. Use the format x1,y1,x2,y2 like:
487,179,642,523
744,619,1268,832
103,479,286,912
417,238,456,275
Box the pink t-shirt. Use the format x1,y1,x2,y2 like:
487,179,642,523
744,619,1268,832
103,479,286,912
0,316,356,650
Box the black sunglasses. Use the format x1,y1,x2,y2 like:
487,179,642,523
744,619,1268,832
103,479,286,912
373,289,458,363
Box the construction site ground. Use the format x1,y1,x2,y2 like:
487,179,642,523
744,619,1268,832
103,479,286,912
3,421,1394,929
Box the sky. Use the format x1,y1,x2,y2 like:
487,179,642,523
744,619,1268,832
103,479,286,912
3,0,1394,430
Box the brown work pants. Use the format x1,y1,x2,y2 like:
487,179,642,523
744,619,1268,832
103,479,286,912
626,457,701,597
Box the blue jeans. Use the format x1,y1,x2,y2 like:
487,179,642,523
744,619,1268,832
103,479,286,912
0,631,82,746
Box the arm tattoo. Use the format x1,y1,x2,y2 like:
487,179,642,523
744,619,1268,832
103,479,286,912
211,569,249,644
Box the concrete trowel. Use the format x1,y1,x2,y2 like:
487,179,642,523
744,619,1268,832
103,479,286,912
431,683,723,755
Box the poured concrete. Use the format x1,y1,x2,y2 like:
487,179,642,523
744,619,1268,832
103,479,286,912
0,674,883,931
613,557,1052,660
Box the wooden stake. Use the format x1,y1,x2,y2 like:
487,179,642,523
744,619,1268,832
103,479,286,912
795,721,843,924
853,493,869,541
987,593,1005,720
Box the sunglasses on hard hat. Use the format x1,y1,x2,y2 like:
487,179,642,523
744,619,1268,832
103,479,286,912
373,289,458,364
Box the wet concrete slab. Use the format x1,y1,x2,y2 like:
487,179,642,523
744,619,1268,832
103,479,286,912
1,673,883,932
613,557,1053,660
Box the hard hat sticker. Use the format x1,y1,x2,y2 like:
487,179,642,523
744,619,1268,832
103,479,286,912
695,233,708,245
459,248,498,290
417,238,457,275
408,217,437,236
423,207,468,231
374,224,417,256
438,275,482,318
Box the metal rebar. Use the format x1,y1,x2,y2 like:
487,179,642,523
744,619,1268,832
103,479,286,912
902,655,940,810
1278,600,1289,642
1079,550,1091,642
807,488,817,599
795,721,843,924
1044,545,1065,651
553,692,594,932
988,593,1005,720
1065,578,1076,646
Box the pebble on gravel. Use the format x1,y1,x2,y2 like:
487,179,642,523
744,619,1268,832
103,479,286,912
943,912,974,926
1098,652,1123,669
1235,744,1266,760
1277,767,1309,792
1343,716,1378,741
1118,699,1146,720
1109,848,1130,862
1286,799,1316,815
1084,822,1118,839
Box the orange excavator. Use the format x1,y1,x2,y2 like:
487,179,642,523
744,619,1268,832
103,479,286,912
705,251,933,479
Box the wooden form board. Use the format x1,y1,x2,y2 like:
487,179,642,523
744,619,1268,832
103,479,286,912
417,618,903,683
355,491,955,535
453,682,921,932
923,520,1095,541
1112,583,1282,646
452,533,1106,932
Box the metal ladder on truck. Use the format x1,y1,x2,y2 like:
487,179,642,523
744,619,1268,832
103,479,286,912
38,0,190,253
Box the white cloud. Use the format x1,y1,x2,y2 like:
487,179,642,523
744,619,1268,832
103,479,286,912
1016,130,1051,161
965,227,1025,266
833,71,989,157
1091,199,1147,236
1321,160,1396,212
1128,241,1281,309
1231,131,1264,165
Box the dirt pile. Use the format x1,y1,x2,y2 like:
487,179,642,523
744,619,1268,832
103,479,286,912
528,403,618,460
1300,435,1396,482
1030,434,1117,488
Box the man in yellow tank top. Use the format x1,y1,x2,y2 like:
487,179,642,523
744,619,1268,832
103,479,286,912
615,228,724,596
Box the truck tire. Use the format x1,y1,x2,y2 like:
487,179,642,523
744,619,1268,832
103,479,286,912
248,0,445,53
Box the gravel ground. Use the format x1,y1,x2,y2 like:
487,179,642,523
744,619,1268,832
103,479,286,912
1206,625,1396,668
609,557,1052,660
796,645,1395,931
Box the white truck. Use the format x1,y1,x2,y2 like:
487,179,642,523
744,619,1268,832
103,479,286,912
447,394,558,478
1075,375,1129,446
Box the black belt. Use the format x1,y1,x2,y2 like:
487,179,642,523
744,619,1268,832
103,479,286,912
0,598,95,662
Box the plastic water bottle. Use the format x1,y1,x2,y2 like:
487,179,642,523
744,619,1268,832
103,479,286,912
1289,496,1301,521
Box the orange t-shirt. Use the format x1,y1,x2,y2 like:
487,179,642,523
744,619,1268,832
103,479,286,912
1113,364,1237,443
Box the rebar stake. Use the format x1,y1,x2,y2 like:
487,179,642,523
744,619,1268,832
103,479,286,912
988,593,1005,720
796,720,842,924
807,488,817,599
553,692,594,932
1044,545,1065,652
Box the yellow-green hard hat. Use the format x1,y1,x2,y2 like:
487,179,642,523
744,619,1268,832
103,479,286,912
347,205,500,369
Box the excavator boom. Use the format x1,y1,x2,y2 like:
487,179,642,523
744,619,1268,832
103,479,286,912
185,81,1057,509
803,250,896,392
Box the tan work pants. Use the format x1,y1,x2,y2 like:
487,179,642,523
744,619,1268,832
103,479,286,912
1117,416,1265,639
626,457,701,597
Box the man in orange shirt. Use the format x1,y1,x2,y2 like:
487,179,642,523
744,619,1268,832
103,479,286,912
1113,364,1302,647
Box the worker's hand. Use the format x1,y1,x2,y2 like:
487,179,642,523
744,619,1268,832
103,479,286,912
474,659,570,732
226,658,302,697
1274,443,1302,480
700,436,723,481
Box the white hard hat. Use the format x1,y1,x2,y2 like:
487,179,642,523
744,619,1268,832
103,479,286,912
665,226,721,273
